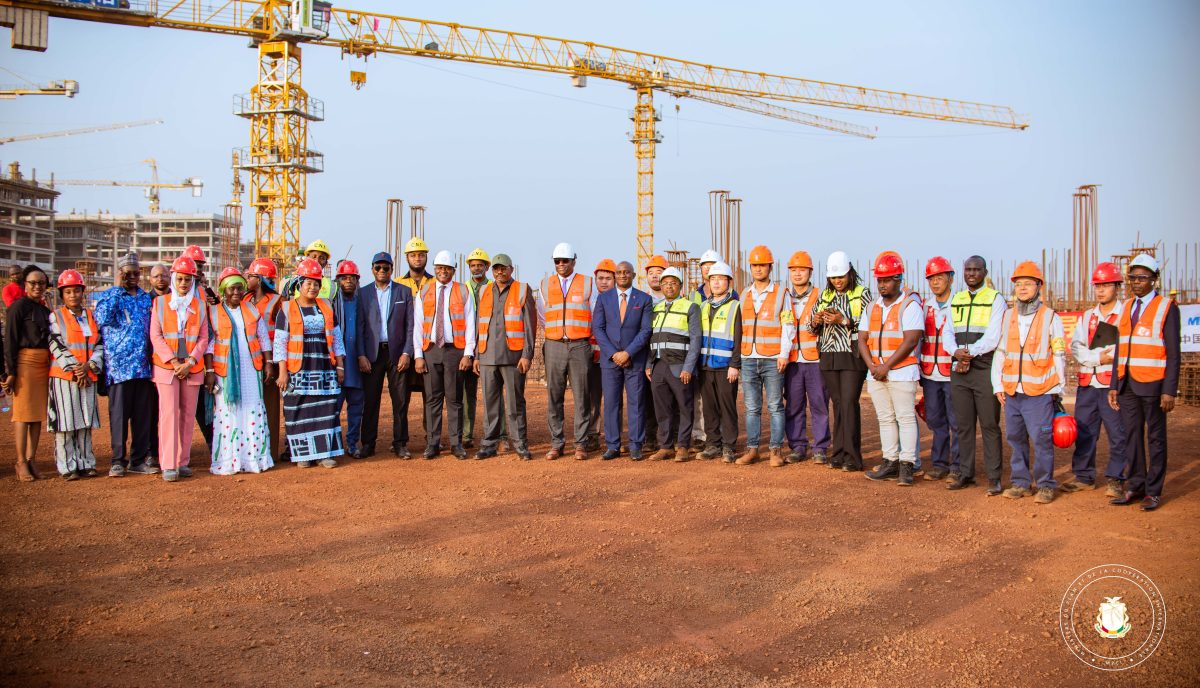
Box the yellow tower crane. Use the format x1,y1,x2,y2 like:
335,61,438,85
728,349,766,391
52,158,204,213
0,118,162,145
0,78,77,99
1,0,1027,273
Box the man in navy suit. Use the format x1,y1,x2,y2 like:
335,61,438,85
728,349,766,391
593,260,654,460
355,251,416,459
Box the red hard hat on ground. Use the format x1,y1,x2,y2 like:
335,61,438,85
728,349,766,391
247,258,277,279
57,269,85,289
182,245,206,263
217,267,243,284
873,252,904,278
295,258,324,280
336,260,360,277
1052,413,1078,448
1091,261,1122,285
171,255,198,276
925,256,954,278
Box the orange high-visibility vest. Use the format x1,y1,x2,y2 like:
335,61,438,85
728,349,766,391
420,281,469,350
211,302,264,377
1078,308,1119,387
251,292,281,345
788,286,820,363
152,294,206,374
477,281,526,353
741,285,787,356
919,302,953,378
285,299,337,373
541,274,593,340
49,307,100,381
867,290,922,369
1116,295,1170,383
999,305,1060,396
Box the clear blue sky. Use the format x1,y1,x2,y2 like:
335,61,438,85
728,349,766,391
2,0,1197,281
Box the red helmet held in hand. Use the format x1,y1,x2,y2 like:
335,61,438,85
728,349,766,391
1052,413,1078,448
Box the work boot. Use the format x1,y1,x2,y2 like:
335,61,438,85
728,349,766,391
897,461,913,486
785,449,806,464
769,448,786,468
812,451,828,465
946,475,975,491
722,448,737,464
945,471,961,484
650,448,673,461
924,466,949,481
735,447,759,466
866,460,899,482
1105,478,1124,499
1059,480,1095,493
1003,485,1033,500
1033,487,1056,504
14,459,34,483
674,447,690,463
699,446,721,460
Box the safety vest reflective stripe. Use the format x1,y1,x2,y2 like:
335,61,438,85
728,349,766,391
868,290,922,369
49,307,100,381
211,302,264,377
420,281,468,350
701,299,738,368
1078,309,1118,387
651,299,694,363
286,299,337,373
817,285,866,322
541,274,593,340
477,281,526,354
740,286,785,356
951,287,998,346
919,303,952,378
999,306,1060,395
1116,295,1170,383
788,287,820,363
152,295,206,373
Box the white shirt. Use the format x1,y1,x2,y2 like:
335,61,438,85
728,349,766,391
941,288,1008,359
412,281,477,358
744,282,795,361
990,308,1066,395
1069,300,1123,388
857,295,925,382
921,298,953,382
376,283,391,342
535,271,598,328
1129,289,1157,320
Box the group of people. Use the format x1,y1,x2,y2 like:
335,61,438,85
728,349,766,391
1,237,1181,511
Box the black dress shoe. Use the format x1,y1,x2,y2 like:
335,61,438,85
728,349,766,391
1140,496,1161,511
602,448,620,460
423,446,439,460
516,449,533,460
463,439,474,449
986,480,1003,496
452,445,468,459
629,449,644,461
475,448,497,460
1111,490,1145,506
947,475,977,491
866,460,899,481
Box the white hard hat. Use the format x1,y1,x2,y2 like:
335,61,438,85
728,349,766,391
707,261,733,279
551,242,576,260
660,267,684,284
1128,253,1159,273
698,249,722,265
433,250,455,268
826,250,852,278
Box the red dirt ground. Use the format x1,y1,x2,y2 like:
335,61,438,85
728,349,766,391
1,387,1197,687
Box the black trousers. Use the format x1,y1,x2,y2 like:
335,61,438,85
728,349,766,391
361,342,410,450
1118,391,1169,497
108,378,154,467
651,360,695,449
951,363,1003,482
700,368,739,450
423,344,464,449
195,386,214,450
821,368,864,469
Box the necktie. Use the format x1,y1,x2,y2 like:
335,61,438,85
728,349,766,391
1131,298,1142,326
619,292,627,323
435,285,446,347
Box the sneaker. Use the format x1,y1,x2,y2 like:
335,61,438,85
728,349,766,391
699,446,721,460
162,469,180,482
812,451,828,465
946,471,962,484
946,475,976,491
178,466,193,478
785,449,806,464
866,460,899,481
924,466,949,481
986,480,1003,496
127,463,159,475
1104,478,1124,499
320,458,338,468
1003,485,1033,500
722,448,737,464
897,462,914,486
1033,487,1056,504
1059,480,1095,493
108,464,126,478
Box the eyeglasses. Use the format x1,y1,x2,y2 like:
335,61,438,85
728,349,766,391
1126,275,1153,283
372,265,392,271
25,280,47,287
554,258,573,265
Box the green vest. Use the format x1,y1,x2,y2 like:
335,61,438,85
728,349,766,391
817,284,866,320
950,287,998,346
650,299,694,364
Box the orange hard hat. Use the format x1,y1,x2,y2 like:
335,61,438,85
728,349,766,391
246,258,277,280
1010,260,1044,283
925,256,954,278
873,251,904,278
57,269,85,289
594,258,618,275
644,255,669,271
1091,261,1122,285
295,258,324,281
748,245,774,265
217,267,243,284
171,255,198,277
182,245,206,263
787,251,813,270
336,260,360,277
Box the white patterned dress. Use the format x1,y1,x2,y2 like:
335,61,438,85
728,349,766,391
207,306,275,474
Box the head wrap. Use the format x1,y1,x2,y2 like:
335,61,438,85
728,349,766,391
117,252,140,270
218,274,248,297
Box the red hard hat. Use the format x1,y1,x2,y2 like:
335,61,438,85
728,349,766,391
1091,261,1122,285
295,258,324,281
57,269,86,289
246,258,277,279
217,267,243,284
1052,413,1078,448
182,245,206,263
925,256,954,278
336,260,360,277
873,251,904,278
171,255,198,276
915,396,926,422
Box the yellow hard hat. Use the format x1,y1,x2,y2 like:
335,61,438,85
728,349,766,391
467,248,491,264
404,236,429,254
304,239,331,257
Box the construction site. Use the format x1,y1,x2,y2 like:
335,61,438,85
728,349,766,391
1,1,1198,686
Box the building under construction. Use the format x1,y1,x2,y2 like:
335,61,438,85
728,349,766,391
0,162,58,272
48,214,135,291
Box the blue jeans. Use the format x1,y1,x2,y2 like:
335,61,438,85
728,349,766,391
743,358,785,449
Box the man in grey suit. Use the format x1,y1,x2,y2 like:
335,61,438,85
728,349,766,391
355,251,416,458
473,254,537,460
646,267,703,462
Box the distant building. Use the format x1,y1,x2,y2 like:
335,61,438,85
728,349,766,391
49,214,135,290
0,162,58,272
